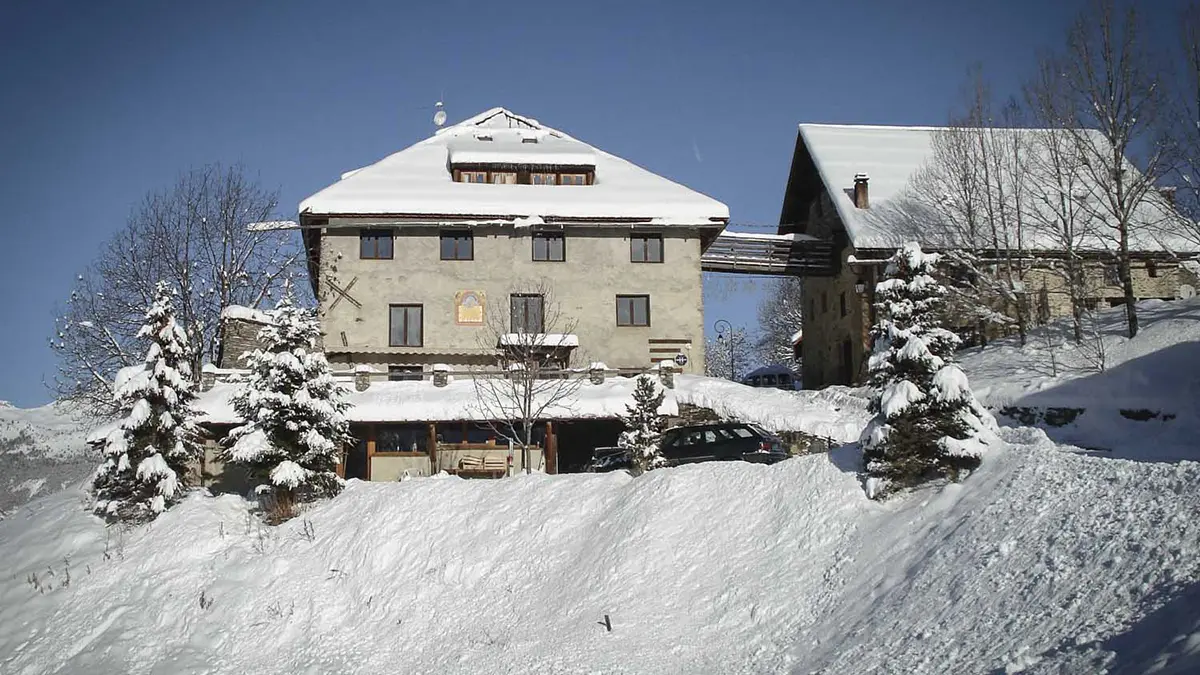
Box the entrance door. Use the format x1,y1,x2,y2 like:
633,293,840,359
344,438,368,480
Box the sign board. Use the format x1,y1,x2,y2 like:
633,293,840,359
455,290,485,325
673,353,689,367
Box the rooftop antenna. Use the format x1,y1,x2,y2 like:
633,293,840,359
432,99,447,127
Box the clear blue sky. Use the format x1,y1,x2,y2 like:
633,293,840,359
1,0,1176,407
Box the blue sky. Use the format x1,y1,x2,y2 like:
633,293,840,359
0,0,1174,407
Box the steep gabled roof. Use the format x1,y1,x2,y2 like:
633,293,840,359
299,107,729,225
790,123,1197,254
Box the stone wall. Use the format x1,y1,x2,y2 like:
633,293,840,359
317,222,706,374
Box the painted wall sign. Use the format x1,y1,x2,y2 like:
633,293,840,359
455,290,485,325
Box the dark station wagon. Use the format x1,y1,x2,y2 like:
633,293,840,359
589,422,789,472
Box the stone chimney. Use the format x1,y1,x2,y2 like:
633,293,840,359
354,365,372,392
853,173,870,209
1160,186,1178,207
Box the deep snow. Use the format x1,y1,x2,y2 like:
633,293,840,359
1,428,1197,674
959,297,1200,460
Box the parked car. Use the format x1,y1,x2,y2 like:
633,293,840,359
740,364,801,390
588,422,788,472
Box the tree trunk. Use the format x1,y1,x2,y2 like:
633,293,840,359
1119,227,1139,338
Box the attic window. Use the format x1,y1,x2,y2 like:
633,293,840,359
521,137,538,144
476,134,493,142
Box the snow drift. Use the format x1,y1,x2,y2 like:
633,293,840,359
1,428,1197,674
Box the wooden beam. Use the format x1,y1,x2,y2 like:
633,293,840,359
545,421,557,475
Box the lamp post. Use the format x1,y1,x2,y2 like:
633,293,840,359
713,319,735,381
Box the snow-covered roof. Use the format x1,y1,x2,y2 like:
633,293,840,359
299,108,729,224
192,376,676,425
796,123,1198,253
498,333,580,348
220,305,275,325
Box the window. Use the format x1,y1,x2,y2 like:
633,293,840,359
376,424,427,453
440,231,473,260
560,173,587,185
461,171,488,183
510,294,544,333
359,229,393,259
1147,260,1159,278
532,232,565,261
389,305,423,347
531,173,557,185
616,295,650,326
388,365,422,381
1104,264,1121,286
490,172,517,184
630,234,663,263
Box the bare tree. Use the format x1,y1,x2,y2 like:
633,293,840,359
1025,57,1102,343
910,70,1032,344
1059,0,1171,338
51,164,304,416
471,280,585,474
754,276,804,366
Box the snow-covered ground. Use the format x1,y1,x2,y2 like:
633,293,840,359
1,426,1196,674
960,297,1200,460
0,402,94,514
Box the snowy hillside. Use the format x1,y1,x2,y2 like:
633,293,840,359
0,402,94,513
1,427,1197,674
959,297,1200,460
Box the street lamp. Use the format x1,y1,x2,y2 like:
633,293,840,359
713,319,736,381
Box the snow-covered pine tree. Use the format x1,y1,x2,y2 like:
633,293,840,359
618,374,667,475
91,281,202,522
224,290,352,519
860,242,996,500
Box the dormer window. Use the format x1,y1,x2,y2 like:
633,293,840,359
452,166,595,185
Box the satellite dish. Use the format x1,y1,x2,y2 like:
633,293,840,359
1179,284,1196,299
432,101,447,127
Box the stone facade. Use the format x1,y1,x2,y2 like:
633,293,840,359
316,221,706,375
802,240,1199,390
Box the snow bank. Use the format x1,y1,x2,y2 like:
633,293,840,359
960,297,1200,460
674,374,870,442
1,429,1197,673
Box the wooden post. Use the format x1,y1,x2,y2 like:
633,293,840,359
336,446,346,479
365,424,376,481
545,421,557,475
427,423,437,473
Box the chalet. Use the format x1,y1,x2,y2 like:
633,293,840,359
198,108,727,482
296,107,728,377
779,123,1200,389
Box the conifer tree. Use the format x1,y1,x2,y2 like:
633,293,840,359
225,291,351,518
618,374,667,475
861,243,996,499
91,281,202,522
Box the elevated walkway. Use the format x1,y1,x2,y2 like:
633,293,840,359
701,230,836,276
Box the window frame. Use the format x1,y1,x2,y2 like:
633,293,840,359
359,228,394,260
616,294,651,327
532,231,566,262
560,173,588,185
439,230,474,261
510,293,545,334
630,234,664,263
388,304,424,347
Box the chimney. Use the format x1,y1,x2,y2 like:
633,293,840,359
853,173,870,209
1159,186,1177,207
